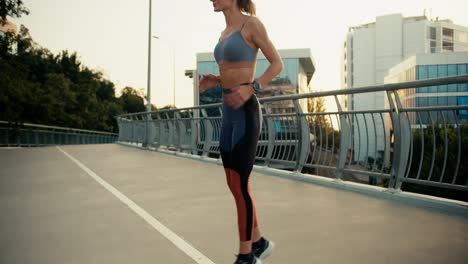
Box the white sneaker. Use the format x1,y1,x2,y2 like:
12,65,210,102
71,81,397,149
253,238,274,260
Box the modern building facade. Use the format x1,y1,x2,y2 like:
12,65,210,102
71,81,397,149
384,52,468,124
342,14,468,102
341,13,468,161
188,48,316,113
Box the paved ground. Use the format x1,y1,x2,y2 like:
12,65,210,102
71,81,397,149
0,144,467,264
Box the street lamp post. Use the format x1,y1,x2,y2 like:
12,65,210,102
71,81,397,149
144,0,153,148
146,0,153,112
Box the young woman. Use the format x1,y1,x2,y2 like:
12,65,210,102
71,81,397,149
200,0,283,263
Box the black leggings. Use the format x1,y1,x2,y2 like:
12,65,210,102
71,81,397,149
220,90,262,241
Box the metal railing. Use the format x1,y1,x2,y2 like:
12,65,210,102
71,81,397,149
0,121,118,147
117,75,468,194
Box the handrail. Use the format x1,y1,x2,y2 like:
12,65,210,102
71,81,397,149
0,121,118,146
116,75,468,198
0,121,118,136
118,74,468,117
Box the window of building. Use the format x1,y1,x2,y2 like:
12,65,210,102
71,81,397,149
428,96,438,106
430,40,436,53
447,64,458,92
428,26,436,40
457,32,468,43
417,65,429,93
459,83,468,92
455,64,468,92
443,41,454,52
417,65,428,79
438,96,448,106
438,65,448,93
448,64,457,76
417,97,428,107
442,28,454,52
443,28,454,40
448,97,457,106
428,65,438,93
458,96,468,116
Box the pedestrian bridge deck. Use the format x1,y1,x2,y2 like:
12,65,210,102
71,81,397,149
1,144,467,264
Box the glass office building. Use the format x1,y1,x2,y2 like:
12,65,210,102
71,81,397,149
192,49,316,113
385,52,468,123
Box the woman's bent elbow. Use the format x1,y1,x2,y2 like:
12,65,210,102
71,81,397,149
276,60,284,74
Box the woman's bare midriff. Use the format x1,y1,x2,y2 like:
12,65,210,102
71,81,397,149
219,67,256,89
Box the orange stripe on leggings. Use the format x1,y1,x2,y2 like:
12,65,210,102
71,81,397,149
225,168,256,241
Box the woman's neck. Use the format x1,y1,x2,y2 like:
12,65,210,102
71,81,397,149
223,8,244,29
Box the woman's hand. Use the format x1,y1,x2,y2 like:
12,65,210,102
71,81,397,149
199,74,220,93
224,83,255,110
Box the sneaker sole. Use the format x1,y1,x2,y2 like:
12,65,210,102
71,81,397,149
259,240,275,260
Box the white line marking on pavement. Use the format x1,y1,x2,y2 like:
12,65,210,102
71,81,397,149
56,146,216,264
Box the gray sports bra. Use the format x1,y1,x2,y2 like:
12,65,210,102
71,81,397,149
214,18,258,70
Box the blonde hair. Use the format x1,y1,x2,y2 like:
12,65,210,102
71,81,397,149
237,0,256,15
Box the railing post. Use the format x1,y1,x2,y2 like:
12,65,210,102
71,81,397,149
175,111,184,152
263,103,276,167
130,116,136,143
201,108,213,157
217,105,223,161
166,112,176,149
134,116,140,144
335,95,351,180
5,125,10,147
50,129,55,145
146,112,155,148
34,128,39,145
191,110,198,155
157,113,165,148
116,117,122,142
386,91,411,191
293,99,310,172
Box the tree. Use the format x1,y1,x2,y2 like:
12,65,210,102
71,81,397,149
408,124,467,183
307,96,333,143
1,5,147,133
0,0,29,24
119,87,146,114
306,96,341,162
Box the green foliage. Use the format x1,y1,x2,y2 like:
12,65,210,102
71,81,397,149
119,87,146,113
403,123,468,201
307,97,340,151
0,0,29,23
0,24,148,132
407,124,468,184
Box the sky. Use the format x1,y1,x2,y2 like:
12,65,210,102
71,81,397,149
14,0,468,108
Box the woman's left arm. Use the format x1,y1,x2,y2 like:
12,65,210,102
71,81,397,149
250,17,284,88
225,17,284,110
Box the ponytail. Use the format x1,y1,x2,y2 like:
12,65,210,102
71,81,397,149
237,0,256,16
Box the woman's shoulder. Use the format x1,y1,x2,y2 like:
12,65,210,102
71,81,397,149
243,15,265,32
243,15,261,26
